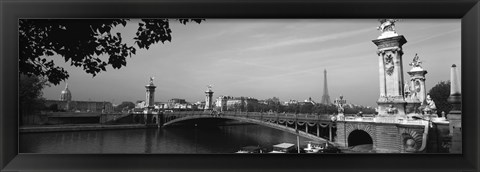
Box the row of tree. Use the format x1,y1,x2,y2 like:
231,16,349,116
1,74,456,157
218,97,376,115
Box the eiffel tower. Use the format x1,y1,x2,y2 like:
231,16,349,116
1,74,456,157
321,69,331,104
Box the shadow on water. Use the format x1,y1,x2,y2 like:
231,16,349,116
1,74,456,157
20,119,310,153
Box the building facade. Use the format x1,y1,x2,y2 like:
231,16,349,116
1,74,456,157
44,83,113,113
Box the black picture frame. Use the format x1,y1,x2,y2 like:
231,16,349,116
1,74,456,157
1,0,478,171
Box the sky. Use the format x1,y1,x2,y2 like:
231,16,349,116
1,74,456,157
41,19,461,107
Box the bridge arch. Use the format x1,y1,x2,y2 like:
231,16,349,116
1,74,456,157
163,115,331,143
348,130,373,147
345,123,376,147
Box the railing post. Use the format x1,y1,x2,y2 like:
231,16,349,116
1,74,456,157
329,123,332,142
317,123,320,137
306,123,308,134
276,113,279,124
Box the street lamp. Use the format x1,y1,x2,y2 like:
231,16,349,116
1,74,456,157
329,114,337,142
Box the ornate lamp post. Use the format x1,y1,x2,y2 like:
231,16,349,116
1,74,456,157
334,95,347,120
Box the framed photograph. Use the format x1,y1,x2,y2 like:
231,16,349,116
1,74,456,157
1,0,479,172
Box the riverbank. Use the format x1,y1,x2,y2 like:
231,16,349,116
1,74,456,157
20,124,149,133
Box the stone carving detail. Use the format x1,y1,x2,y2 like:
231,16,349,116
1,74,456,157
404,82,411,99
422,95,437,115
384,54,395,75
408,80,421,101
386,105,398,115
400,128,423,152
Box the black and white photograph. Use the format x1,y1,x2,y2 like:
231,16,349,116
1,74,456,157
19,19,462,154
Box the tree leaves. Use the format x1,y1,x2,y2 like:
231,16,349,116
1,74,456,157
19,19,203,85
19,74,49,125
428,81,452,116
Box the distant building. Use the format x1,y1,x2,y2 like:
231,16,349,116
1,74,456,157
194,101,206,110
169,98,187,105
284,99,299,105
304,97,316,104
44,83,113,113
215,96,258,111
215,96,229,111
136,100,147,108
60,83,72,101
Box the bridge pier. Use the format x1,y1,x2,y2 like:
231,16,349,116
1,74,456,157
329,124,332,142
317,124,320,137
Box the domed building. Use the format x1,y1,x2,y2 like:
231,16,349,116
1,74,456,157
44,83,113,113
60,83,72,101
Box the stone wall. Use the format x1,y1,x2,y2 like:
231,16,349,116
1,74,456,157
375,124,400,153
335,121,433,153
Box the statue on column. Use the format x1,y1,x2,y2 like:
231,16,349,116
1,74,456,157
409,53,423,68
206,84,213,91
334,95,346,119
149,77,155,84
377,19,399,33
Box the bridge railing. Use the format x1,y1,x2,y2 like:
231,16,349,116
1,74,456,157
167,111,338,123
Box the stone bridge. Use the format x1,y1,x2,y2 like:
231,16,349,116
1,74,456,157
127,111,441,153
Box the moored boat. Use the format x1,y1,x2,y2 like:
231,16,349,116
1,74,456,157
269,143,296,153
303,141,324,153
235,145,264,153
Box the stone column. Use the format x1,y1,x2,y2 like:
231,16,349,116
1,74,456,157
372,35,408,116
406,67,427,114
329,124,332,141
408,69,428,103
335,122,347,147
145,82,156,109
378,53,386,97
447,64,462,153
204,87,214,111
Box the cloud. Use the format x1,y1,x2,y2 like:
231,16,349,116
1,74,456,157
245,27,372,51
407,28,460,46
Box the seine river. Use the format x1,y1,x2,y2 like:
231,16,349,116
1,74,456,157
20,123,311,153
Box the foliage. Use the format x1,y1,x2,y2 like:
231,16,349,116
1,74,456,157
312,104,338,114
115,101,136,112
20,19,203,85
219,96,375,115
19,74,49,125
428,81,452,116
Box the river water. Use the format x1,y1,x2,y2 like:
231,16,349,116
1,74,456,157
20,123,312,153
